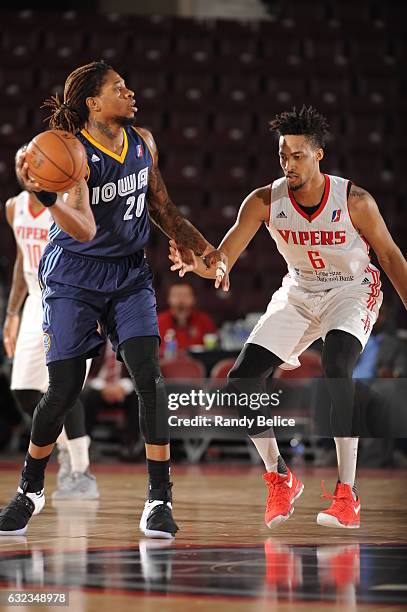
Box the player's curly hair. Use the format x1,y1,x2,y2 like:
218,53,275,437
269,105,329,149
42,60,113,134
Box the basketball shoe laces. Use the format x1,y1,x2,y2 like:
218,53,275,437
264,473,292,513
320,481,353,515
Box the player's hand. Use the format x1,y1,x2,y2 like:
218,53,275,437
168,239,198,277
203,249,230,291
16,151,44,192
3,313,20,358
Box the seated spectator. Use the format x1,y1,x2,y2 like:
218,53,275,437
81,342,141,462
353,301,407,467
158,282,217,358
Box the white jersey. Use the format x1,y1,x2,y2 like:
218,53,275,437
268,174,375,291
13,191,52,297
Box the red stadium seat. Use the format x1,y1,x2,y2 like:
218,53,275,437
274,350,322,381
210,358,236,380
160,355,205,380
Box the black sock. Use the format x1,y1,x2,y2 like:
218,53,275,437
277,455,288,476
147,458,171,499
19,452,51,493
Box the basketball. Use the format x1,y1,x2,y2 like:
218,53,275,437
25,129,87,192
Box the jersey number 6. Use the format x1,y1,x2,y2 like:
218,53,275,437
307,250,326,270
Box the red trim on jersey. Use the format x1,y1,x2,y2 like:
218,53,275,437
288,174,330,222
366,265,381,311
28,200,46,219
268,183,273,227
346,180,358,231
360,234,371,254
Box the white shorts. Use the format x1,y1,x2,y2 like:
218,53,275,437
11,294,48,393
247,272,382,369
11,294,92,392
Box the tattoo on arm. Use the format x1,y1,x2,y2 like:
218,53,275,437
349,185,369,199
73,183,83,210
147,167,209,255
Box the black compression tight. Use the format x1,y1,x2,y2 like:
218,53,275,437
119,336,169,445
322,329,362,436
14,389,86,440
30,358,87,446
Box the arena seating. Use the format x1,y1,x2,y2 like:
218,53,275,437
0,5,405,322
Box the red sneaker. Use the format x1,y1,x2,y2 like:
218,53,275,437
263,469,304,529
317,481,361,529
317,544,360,589
264,539,302,589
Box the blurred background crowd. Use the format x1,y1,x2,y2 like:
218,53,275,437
0,0,406,467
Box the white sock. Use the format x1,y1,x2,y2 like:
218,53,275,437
249,430,281,472
56,427,68,450
334,437,359,497
66,435,90,473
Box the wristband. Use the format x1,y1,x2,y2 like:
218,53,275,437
35,191,57,207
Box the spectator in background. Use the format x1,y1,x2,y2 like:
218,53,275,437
354,301,407,467
81,342,141,462
158,282,218,358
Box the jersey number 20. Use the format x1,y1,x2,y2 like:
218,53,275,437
123,194,145,221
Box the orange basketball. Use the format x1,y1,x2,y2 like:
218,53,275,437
26,129,87,192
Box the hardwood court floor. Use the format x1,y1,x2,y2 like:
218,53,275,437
0,462,406,611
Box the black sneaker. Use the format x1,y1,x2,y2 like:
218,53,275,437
0,492,35,535
139,483,179,539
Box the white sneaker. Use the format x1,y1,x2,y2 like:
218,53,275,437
16,487,45,516
139,500,178,539
56,448,71,488
52,470,99,500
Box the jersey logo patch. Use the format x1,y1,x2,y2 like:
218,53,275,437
277,210,287,218
43,333,51,354
136,144,143,158
91,154,100,162
361,277,370,284
331,209,341,222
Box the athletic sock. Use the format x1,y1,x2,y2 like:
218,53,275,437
249,430,284,473
56,427,69,450
19,452,51,493
66,435,90,473
334,437,359,497
147,459,170,499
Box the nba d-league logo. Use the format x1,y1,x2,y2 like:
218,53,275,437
43,333,51,354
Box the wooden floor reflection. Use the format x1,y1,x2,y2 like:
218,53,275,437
0,463,406,611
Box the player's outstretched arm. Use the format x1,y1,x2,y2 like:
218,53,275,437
139,128,214,259
169,186,270,289
18,154,96,243
348,184,407,309
3,198,28,357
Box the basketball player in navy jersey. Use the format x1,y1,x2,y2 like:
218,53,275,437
170,106,407,530
0,61,224,538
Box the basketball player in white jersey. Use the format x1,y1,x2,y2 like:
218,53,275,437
3,146,99,508
170,106,407,529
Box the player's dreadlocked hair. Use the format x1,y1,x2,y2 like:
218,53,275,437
42,60,113,134
269,105,329,149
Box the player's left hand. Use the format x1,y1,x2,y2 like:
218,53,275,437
169,239,198,277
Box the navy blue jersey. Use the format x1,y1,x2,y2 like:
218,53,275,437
49,126,153,258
